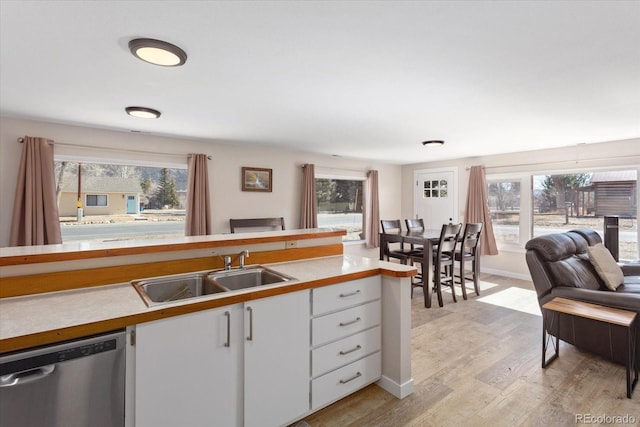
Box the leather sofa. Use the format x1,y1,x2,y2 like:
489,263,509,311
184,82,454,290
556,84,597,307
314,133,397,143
525,228,640,365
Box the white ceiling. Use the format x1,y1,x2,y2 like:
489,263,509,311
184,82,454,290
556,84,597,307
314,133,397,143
1,1,639,165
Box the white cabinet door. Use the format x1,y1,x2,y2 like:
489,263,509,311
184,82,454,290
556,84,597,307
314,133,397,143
244,290,310,427
134,305,243,427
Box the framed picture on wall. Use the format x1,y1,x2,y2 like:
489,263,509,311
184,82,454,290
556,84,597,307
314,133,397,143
242,167,272,192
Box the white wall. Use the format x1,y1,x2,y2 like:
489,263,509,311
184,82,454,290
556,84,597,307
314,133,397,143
401,138,640,279
3,116,638,279
0,117,402,247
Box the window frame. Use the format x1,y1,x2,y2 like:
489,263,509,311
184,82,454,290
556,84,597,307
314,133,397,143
85,194,108,207
53,149,189,243
486,165,638,256
485,172,531,251
315,170,367,243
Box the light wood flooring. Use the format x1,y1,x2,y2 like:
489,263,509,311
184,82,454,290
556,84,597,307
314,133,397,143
297,274,639,427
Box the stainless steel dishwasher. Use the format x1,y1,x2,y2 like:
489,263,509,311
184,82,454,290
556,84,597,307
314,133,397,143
0,330,125,427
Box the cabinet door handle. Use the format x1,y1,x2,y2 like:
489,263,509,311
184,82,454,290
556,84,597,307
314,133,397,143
339,290,361,298
339,317,361,327
339,372,362,384
246,306,253,341
339,345,362,356
224,311,231,347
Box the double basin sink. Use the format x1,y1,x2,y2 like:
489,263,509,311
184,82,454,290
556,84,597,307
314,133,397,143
132,266,295,307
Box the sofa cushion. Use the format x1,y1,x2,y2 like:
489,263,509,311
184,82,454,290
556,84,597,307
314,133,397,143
525,233,576,262
526,233,603,290
566,231,589,254
588,243,624,291
569,228,603,246
617,282,640,294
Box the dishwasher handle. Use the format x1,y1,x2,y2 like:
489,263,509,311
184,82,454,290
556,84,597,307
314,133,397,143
0,364,56,388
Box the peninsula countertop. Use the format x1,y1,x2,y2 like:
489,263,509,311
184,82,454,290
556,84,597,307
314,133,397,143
0,255,415,353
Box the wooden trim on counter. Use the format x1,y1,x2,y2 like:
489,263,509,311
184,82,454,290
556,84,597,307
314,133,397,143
0,244,344,298
0,229,346,267
0,269,414,353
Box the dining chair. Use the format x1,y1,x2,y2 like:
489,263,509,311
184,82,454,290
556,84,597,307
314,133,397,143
455,222,483,299
404,218,426,253
380,219,412,264
230,217,285,233
410,222,462,308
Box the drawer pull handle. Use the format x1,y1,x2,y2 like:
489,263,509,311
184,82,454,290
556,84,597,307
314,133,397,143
339,290,361,298
339,345,362,356
339,372,362,384
339,317,361,327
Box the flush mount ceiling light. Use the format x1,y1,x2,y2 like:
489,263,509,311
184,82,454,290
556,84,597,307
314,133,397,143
126,106,161,119
128,38,187,66
422,140,445,146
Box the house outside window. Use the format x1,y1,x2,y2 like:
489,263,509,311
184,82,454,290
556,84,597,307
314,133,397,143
54,160,187,242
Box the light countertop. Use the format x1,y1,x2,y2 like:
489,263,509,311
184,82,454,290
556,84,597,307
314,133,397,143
0,255,414,353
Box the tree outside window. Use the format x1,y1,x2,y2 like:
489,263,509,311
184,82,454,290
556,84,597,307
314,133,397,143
316,178,364,241
54,161,187,242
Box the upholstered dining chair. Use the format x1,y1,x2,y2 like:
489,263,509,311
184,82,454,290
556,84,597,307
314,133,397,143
380,219,412,264
455,222,483,299
410,222,462,308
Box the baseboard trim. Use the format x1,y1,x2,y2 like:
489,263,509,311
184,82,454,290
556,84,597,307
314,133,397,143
376,375,414,399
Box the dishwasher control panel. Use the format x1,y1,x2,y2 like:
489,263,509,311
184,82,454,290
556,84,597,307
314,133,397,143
1,335,119,376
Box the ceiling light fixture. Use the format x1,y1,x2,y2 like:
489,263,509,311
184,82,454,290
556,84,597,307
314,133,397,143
422,140,445,146
126,106,161,119
128,38,187,66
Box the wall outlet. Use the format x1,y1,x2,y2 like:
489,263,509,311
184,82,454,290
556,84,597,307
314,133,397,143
285,240,297,249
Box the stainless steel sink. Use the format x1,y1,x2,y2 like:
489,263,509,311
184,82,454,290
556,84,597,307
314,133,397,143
132,272,225,307
132,266,296,307
208,266,295,291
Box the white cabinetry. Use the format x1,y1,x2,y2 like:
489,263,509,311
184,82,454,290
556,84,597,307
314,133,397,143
132,290,310,427
134,304,243,427
310,276,382,410
244,291,310,427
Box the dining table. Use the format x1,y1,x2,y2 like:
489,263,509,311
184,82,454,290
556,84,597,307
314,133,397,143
379,229,442,304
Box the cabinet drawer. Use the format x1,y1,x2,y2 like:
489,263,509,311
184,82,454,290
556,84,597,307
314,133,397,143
312,300,380,346
312,326,381,378
312,277,381,316
311,351,381,410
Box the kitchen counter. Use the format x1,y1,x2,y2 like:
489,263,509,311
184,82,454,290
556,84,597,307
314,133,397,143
0,228,346,267
0,255,415,353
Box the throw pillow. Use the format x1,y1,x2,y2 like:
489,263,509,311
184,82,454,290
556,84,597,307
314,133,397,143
587,243,624,291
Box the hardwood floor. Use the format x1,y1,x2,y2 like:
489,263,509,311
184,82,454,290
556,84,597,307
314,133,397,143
298,274,639,427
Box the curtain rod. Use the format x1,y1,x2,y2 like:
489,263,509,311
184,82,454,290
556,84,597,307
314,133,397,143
17,137,211,160
466,153,640,171
311,165,368,174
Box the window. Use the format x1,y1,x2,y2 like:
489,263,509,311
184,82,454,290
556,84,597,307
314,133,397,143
487,179,521,245
533,170,637,261
424,179,448,198
86,194,107,207
486,168,638,262
54,160,188,242
316,177,364,241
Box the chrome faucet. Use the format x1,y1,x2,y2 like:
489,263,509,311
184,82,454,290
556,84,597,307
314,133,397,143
224,250,249,270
